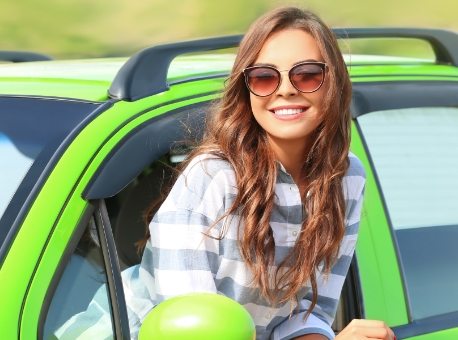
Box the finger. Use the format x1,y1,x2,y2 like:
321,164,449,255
348,319,389,328
346,319,396,340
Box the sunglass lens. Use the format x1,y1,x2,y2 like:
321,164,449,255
246,68,279,96
290,64,323,92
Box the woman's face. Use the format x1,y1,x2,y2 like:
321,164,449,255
249,29,327,151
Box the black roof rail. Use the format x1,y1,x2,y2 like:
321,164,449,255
108,35,243,102
333,27,458,66
109,28,458,102
0,51,53,63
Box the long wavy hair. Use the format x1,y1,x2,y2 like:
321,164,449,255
140,6,352,318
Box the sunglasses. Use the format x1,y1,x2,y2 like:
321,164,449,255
242,62,327,97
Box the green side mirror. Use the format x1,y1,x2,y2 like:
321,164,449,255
138,293,256,340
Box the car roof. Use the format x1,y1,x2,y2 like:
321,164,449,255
0,54,236,102
1,28,458,102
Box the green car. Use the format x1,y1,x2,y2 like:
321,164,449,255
1,28,458,340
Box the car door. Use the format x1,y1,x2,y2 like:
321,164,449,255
351,80,458,339
18,77,221,339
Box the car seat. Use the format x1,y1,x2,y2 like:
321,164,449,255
114,163,174,270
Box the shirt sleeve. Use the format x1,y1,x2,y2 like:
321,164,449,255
271,155,366,340
144,155,237,301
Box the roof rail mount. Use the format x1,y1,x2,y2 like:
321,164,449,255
108,35,243,102
0,51,53,63
109,28,458,102
333,27,458,66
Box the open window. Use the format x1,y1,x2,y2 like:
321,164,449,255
40,200,129,340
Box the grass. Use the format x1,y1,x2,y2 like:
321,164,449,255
1,0,457,59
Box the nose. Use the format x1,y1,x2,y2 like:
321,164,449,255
276,70,298,97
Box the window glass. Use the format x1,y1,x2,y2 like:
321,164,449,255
0,98,98,244
358,107,458,320
43,216,115,340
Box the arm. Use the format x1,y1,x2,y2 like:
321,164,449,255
272,155,366,340
146,155,236,301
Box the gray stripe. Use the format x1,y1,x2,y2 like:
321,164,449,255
345,221,360,235
152,248,219,274
330,255,353,276
267,315,291,331
130,263,155,300
256,325,269,338
304,292,339,317
274,244,295,266
139,240,154,277
345,198,358,216
271,204,304,224
214,277,311,309
215,276,269,307
347,155,366,178
277,170,296,184
220,238,294,266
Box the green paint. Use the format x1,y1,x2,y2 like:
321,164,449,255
349,64,458,79
16,90,219,338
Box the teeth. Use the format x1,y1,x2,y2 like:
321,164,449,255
273,108,305,115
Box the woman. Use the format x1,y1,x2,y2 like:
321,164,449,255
58,6,394,340
127,6,394,340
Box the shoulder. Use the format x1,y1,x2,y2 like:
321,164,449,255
160,152,238,222
347,152,366,179
342,152,366,201
183,152,235,179
169,152,237,205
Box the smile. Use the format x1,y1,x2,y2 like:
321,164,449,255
272,108,307,115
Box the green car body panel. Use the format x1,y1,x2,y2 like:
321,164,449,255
1,33,458,339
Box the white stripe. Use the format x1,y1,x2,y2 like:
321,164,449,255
275,182,302,206
216,258,254,287
342,175,365,201
243,302,280,327
150,222,219,252
154,268,217,296
123,283,155,321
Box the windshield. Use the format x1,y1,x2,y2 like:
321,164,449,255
0,97,100,245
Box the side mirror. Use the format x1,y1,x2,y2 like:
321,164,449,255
138,293,256,340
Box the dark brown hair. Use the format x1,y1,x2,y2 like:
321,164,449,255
140,6,352,319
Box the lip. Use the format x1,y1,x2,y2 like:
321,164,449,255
268,105,309,121
269,105,309,111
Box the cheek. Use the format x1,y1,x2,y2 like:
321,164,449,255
249,94,269,115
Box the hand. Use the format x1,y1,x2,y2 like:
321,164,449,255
335,319,396,340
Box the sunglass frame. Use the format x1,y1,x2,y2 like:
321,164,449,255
242,61,327,97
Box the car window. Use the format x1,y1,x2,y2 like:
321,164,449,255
43,215,115,340
0,97,100,246
357,107,458,321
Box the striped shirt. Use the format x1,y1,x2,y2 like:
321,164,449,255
58,152,365,340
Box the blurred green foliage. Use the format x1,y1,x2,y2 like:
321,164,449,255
1,0,457,59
